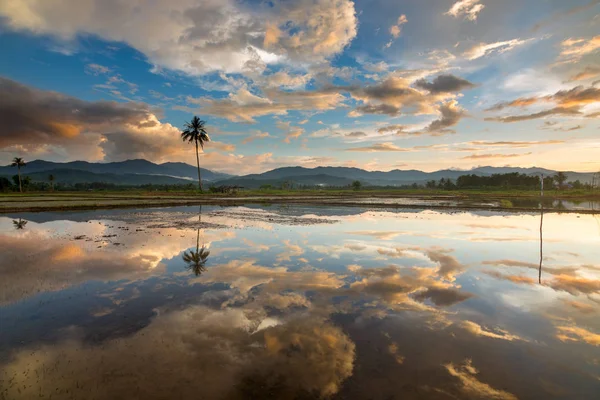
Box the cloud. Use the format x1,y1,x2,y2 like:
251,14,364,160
464,38,531,60
485,107,581,123
567,66,600,82
345,131,367,138
445,360,518,400
414,74,476,94
345,142,409,152
421,100,467,135
241,131,270,144
385,14,408,48
560,35,600,63
445,0,485,21
462,153,532,160
467,140,565,148
277,121,305,143
193,87,344,123
0,0,358,75
84,63,111,75
556,326,600,346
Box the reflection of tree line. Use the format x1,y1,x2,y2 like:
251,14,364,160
182,206,210,276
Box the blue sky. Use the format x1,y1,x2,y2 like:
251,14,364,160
0,0,598,174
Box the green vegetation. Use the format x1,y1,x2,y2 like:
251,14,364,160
181,116,210,191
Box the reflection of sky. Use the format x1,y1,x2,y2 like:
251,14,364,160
0,206,599,399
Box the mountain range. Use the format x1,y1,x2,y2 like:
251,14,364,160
0,159,232,185
0,160,596,187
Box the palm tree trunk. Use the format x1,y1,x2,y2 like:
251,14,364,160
196,228,200,253
18,167,22,193
195,139,202,191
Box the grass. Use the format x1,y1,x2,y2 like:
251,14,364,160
1,187,598,213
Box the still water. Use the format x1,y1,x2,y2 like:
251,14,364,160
1,205,599,399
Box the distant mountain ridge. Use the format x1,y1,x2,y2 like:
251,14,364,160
0,159,233,182
217,166,596,188
1,160,595,187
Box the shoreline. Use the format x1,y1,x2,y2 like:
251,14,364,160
1,194,598,214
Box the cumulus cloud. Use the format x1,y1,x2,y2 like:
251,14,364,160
0,0,358,75
422,100,467,135
414,74,476,94
192,87,344,123
445,0,486,21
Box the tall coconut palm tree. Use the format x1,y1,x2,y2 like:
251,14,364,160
181,116,210,191
48,174,55,192
11,157,26,193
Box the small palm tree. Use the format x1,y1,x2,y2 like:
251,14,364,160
13,218,27,229
48,174,55,192
11,157,26,193
181,116,210,191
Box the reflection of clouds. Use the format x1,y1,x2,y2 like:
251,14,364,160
346,230,403,240
445,360,518,400
484,270,536,285
426,249,466,281
547,274,600,295
347,265,473,310
192,259,344,295
0,233,165,305
276,239,304,262
564,300,597,314
0,306,355,399
483,259,578,276
459,321,525,342
556,326,600,346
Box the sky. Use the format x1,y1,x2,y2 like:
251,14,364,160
0,0,598,174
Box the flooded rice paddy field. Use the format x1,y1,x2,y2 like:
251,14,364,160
1,205,599,399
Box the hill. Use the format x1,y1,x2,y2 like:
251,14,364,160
1,169,196,186
0,159,232,183
216,166,596,188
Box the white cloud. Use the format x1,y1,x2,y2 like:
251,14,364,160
0,0,358,76
464,38,532,60
445,0,485,21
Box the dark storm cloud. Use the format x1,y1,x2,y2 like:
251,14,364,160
414,74,476,94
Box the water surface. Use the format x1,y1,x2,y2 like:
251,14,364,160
1,205,599,399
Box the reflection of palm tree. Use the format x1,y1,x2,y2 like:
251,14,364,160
182,205,209,276
13,218,27,229
539,200,543,284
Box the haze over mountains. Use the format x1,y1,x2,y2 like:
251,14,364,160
0,160,596,187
